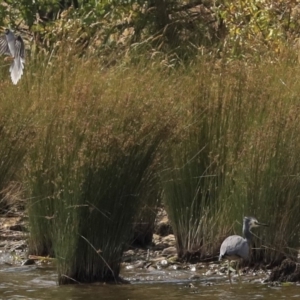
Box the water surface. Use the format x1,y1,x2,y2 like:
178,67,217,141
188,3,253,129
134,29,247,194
0,264,299,300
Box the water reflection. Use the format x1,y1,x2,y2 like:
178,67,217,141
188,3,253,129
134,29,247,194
0,264,299,300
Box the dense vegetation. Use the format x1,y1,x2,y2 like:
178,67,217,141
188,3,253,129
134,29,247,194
2,1,300,61
0,0,300,284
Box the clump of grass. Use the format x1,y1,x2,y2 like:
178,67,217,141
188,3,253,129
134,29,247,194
55,137,164,284
162,55,300,264
27,119,70,256
25,52,176,283
161,59,248,260
226,60,300,265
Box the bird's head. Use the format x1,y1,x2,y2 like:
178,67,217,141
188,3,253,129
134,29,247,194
244,216,268,230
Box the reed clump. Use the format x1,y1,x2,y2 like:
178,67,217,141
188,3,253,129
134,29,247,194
161,59,247,260
24,52,177,283
161,56,300,265
227,60,300,265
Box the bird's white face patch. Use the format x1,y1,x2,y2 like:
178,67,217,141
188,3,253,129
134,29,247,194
249,218,259,228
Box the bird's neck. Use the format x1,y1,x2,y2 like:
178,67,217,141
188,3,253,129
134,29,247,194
243,225,252,243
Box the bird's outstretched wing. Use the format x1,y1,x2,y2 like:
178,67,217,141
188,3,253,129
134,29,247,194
15,36,25,61
9,35,25,84
0,35,10,55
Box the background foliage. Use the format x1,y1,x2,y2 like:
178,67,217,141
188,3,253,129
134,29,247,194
2,0,300,61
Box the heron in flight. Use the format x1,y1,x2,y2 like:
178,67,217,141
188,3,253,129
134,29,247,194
219,216,268,284
0,28,25,84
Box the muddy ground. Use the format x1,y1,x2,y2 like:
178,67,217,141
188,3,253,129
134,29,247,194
0,208,298,284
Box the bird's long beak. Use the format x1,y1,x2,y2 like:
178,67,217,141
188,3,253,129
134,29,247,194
257,221,268,227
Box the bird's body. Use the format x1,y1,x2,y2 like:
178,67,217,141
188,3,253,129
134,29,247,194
0,29,25,84
219,216,267,284
219,235,249,261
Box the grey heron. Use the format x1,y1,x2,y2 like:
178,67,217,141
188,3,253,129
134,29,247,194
219,216,268,284
0,28,25,84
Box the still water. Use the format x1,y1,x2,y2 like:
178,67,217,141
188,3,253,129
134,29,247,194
0,264,299,300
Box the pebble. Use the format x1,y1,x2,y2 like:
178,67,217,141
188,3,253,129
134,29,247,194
190,265,197,272
205,269,214,276
124,249,135,256
125,264,134,270
162,246,177,256
160,259,168,267
169,264,180,270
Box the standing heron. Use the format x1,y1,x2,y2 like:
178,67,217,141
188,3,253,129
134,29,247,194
219,216,268,284
0,28,25,84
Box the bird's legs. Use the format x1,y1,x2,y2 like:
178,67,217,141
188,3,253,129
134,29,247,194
227,260,242,284
228,260,232,285
236,261,242,283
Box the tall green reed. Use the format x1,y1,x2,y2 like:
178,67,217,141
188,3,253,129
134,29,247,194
162,56,300,264
227,60,300,265
25,52,175,283
0,71,38,214
161,60,248,260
